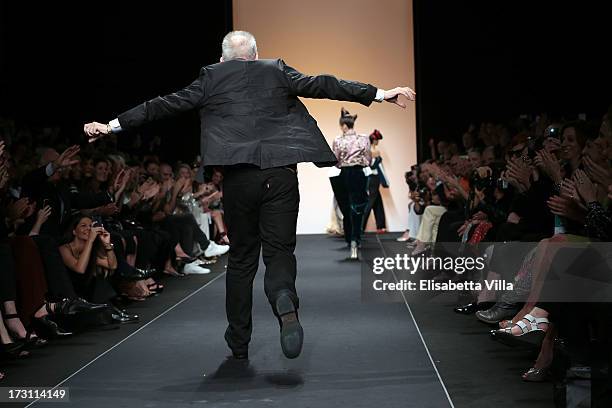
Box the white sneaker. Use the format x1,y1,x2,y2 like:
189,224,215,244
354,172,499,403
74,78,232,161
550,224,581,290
183,261,211,274
204,241,229,257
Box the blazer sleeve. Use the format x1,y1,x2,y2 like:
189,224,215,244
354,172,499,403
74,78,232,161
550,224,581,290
280,60,377,106
117,72,207,130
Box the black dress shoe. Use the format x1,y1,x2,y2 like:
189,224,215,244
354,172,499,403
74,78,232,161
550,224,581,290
475,302,520,324
119,267,154,281
275,293,303,359
111,305,139,323
231,351,249,360
453,302,494,315
55,298,108,315
111,312,139,324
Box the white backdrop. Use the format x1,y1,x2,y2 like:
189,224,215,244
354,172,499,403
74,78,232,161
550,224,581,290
233,0,417,233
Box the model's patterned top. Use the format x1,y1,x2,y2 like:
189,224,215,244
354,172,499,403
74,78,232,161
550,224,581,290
332,129,371,167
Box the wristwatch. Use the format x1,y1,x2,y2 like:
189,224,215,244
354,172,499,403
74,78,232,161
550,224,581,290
106,123,112,135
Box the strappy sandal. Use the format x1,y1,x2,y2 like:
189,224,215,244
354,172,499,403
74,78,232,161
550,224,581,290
163,268,186,277
522,366,550,382
147,282,164,294
3,313,47,348
490,314,549,347
513,314,549,344
217,232,230,245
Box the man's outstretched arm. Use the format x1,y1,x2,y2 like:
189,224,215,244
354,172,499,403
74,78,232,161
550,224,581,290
84,73,206,141
281,60,415,108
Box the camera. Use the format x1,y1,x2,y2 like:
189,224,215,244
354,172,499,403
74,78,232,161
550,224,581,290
544,125,561,139
526,136,544,160
416,185,428,205
404,171,417,191
496,178,508,190
470,169,494,191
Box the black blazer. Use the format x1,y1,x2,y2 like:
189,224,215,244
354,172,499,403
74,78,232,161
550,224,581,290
118,59,378,169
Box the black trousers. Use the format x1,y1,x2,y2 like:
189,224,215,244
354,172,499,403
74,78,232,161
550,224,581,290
160,213,210,256
330,175,351,244
340,166,368,245
363,174,387,230
222,165,300,354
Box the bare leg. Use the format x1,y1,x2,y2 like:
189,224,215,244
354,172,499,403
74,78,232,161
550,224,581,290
477,271,500,303
3,301,27,338
212,211,229,244
0,311,13,345
175,243,190,258
532,327,556,369
126,238,137,267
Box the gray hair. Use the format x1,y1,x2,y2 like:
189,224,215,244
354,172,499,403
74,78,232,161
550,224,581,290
221,31,257,61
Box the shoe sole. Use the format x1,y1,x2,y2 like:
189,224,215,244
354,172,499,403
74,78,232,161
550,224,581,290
490,329,545,349
275,294,303,359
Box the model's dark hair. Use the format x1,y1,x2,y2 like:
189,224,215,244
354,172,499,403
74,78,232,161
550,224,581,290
369,129,383,143
339,107,357,129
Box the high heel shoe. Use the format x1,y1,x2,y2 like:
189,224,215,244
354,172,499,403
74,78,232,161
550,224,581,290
0,340,30,359
522,366,549,382
349,241,358,260
2,313,47,348
147,282,164,294
31,303,73,339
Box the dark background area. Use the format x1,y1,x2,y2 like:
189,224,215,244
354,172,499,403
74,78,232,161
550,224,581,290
413,1,611,159
1,1,610,162
0,1,233,162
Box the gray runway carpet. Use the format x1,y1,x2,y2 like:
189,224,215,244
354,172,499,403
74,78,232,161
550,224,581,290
4,234,553,407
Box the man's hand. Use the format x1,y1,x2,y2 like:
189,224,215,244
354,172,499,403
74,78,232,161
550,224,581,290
383,87,416,108
84,122,111,143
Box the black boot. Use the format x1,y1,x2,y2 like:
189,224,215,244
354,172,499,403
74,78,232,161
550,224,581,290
454,302,495,315
475,302,520,324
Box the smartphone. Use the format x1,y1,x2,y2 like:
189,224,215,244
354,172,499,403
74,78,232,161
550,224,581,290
91,215,103,228
42,198,50,208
